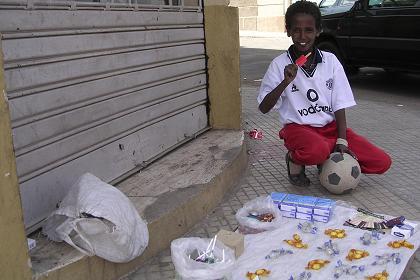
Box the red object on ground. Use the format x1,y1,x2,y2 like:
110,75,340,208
249,129,263,139
296,52,312,66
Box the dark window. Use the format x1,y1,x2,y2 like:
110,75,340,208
369,0,417,7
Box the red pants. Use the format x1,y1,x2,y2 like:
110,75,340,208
279,122,391,174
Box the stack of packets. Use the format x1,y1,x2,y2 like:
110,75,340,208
344,208,418,238
344,208,388,230
271,192,334,223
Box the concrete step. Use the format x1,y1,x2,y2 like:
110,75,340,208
29,129,247,280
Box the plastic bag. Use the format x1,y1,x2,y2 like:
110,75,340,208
235,196,282,234
171,237,236,280
42,173,149,263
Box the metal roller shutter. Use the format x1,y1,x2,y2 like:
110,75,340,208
0,0,208,233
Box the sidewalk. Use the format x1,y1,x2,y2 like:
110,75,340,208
122,37,420,280
239,31,292,51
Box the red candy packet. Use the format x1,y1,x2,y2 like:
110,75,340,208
249,129,263,139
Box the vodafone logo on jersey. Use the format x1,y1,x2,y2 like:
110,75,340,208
298,103,333,116
297,88,332,117
306,89,319,102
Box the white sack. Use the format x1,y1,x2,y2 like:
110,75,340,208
43,173,149,263
171,237,236,280
235,196,283,234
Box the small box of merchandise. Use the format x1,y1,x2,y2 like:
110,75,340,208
314,198,334,216
271,192,288,206
270,192,334,223
391,221,417,239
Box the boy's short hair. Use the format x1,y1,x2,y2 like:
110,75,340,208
285,1,322,31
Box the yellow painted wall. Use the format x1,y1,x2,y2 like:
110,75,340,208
204,5,242,130
0,41,32,280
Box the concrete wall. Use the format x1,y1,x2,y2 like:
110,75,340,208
231,0,288,32
0,41,32,280
205,3,242,129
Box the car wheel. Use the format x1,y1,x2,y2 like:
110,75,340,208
317,40,358,74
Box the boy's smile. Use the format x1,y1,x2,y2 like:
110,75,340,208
287,13,320,56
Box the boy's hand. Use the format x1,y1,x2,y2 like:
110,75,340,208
284,64,298,85
334,144,358,160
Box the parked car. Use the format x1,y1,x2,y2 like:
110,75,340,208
316,0,420,73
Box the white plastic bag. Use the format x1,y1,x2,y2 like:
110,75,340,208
171,237,236,280
43,173,149,263
235,196,282,234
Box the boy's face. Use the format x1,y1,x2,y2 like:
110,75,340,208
287,13,320,54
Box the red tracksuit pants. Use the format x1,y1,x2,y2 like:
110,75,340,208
279,121,392,174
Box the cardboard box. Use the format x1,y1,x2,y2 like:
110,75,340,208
313,214,330,223
313,198,334,217
281,211,296,218
217,229,244,258
391,221,417,239
281,194,317,212
271,192,287,206
296,212,312,221
271,192,334,223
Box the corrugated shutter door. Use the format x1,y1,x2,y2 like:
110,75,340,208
0,1,208,232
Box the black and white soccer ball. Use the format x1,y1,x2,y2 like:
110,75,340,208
319,152,361,194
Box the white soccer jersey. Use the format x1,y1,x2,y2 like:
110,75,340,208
257,48,356,127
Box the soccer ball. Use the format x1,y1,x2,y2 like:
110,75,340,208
319,152,362,194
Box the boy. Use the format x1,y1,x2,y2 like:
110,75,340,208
257,1,391,187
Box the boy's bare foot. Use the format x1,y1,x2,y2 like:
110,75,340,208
285,152,310,187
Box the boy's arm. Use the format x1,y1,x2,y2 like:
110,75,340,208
259,80,289,114
334,109,357,158
334,109,347,140
259,64,297,114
